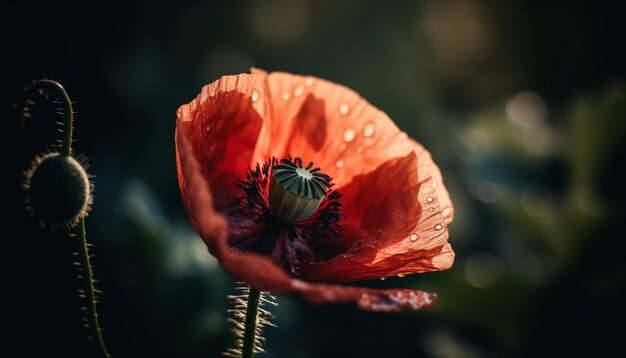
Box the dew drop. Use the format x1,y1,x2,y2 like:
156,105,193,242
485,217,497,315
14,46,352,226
427,196,434,203
343,128,356,142
206,125,210,131
397,273,406,278
363,122,376,137
428,207,434,212
294,86,304,97
282,92,290,101
251,90,260,103
339,103,350,116
409,233,419,242
434,224,443,231
380,277,387,281
305,78,314,87
335,160,344,168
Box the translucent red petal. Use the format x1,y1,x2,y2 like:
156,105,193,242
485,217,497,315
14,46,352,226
176,69,455,311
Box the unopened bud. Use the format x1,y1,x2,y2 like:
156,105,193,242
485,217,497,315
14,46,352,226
24,152,91,227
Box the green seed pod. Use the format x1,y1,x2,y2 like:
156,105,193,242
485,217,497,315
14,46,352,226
269,157,331,223
24,152,92,227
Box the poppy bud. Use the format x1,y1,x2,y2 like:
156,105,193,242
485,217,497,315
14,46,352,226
269,157,331,223
24,152,91,227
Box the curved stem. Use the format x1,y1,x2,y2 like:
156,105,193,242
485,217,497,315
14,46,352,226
28,79,74,156
23,80,106,355
76,217,110,357
242,287,261,358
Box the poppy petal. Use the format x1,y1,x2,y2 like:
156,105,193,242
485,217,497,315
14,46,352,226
291,280,436,313
177,71,267,207
177,126,292,291
179,69,453,227
177,128,435,311
252,71,453,227
228,71,455,281
298,152,454,281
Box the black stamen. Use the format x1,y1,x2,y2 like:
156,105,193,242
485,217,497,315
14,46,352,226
231,157,345,273
281,158,297,168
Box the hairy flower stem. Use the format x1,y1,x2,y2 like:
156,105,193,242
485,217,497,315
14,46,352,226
242,287,261,358
76,217,110,357
28,79,74,156
25,80,108,355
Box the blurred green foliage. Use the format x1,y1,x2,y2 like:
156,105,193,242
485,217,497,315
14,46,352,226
4,0,625,357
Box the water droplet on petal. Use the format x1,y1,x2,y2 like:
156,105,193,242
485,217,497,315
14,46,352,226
397,273,406,278
434,224,443,231
294,86,303,97
206,125,210,131
363,122,376,137
428,207,434,212
343,128,356,142
339,103,350,116
427,196,434,203
409,233,419,242
335,160,344,168
305,78,314,87
282,92,290,101
380,277,386,281
251,90,260,102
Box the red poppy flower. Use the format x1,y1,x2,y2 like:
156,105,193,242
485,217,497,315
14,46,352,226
176,69,454,312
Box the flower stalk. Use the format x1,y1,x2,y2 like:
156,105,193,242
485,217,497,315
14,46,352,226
224,284,276,357
22,79,109,356
25,79,74,156
76,217,110,357
241,287,261,358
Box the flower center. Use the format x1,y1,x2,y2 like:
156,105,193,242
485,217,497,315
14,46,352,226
231,157,344,273
269,157,332,223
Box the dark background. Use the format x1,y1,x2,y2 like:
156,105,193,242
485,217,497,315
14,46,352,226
3,0,625,357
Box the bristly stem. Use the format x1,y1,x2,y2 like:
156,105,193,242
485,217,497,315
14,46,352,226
224,284,276,357
76,217,110,357
242,287,261,358
27,79,74,156
22,80,106,355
